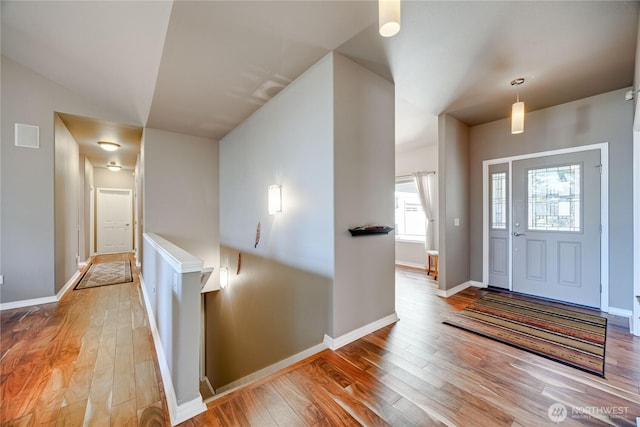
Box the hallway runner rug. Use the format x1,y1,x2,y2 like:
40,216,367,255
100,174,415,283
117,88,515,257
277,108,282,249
443,293,607,377
74,261,133,290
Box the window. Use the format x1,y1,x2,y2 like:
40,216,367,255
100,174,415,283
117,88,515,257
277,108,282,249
527,164,581,232
395,179,426,241
491,172,507,230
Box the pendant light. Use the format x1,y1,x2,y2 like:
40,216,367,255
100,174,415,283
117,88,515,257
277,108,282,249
511,78,525,134
379,0,401,37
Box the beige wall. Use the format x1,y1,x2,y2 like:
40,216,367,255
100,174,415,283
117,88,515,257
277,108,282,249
94,166,135,190
214,52,395,389
1,55,137,303
438,114,471,292
143,128,219,283
332,53,396,337
54,113,80,292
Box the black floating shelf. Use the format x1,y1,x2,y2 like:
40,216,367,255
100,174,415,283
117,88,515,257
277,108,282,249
348,226,394,236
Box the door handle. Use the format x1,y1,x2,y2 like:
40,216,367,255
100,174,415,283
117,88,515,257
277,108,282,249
513,231,526,237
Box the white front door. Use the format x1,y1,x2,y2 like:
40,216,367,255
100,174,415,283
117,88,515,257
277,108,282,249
97,188,133,254
512,150,601,308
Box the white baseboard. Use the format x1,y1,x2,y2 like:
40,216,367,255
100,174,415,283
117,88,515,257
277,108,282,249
395,261,426,270
0,270,82,311
0,295,58,311
435,281,472,298
139,275,206,425
323,312,399,350
435,280,485,298
607,306,633,318
606,306,633,332
56,270,82,300
214,342,328,396
201,376,215,403
469,280,487,288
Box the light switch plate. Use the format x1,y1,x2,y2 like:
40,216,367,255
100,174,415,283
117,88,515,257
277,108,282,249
454,218,460,226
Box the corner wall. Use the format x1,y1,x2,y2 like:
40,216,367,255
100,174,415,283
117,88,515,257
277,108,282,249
1,55,134,303
54,114,80,292
437,114,471,291
143,128,219,284
212,51,395,389
213,53,334,389
395,143,439,268
332,53,396,338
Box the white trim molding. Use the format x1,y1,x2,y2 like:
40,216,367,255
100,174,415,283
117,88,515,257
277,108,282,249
607,307,633,331
214,342,328,397
139,275,206,425
323,312,399,350
435,280,485,298
481,143,610,312
0,270,82,311
395,261,427,270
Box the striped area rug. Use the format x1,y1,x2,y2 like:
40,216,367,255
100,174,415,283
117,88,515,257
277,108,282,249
443,293,607,377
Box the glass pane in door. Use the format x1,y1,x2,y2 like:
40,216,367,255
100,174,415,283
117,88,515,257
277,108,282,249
527,164,581,232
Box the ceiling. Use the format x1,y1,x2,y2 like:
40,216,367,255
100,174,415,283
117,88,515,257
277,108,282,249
2,1,638,167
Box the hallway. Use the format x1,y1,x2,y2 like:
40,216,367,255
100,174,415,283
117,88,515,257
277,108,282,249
0,253,168,425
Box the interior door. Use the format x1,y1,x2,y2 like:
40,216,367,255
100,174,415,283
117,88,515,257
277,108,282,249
97,188,133,254
488,163,509,288
512,150,601,308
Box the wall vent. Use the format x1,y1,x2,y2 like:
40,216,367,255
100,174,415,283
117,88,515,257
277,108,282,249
15,123,39,148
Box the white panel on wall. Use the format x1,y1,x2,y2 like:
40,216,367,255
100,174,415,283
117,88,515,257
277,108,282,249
15,123,39,148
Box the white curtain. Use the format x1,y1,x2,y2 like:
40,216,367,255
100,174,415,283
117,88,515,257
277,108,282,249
414,172,436,251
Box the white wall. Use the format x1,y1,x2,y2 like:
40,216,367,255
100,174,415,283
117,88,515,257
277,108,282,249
395,143,438,268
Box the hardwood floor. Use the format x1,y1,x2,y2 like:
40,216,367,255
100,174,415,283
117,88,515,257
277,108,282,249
184,268,640,427
0,253,169,426
2,263,639,426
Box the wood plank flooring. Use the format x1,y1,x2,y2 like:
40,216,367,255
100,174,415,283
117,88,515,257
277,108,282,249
0,253,169,426
184,268,640,427
2,262,639,426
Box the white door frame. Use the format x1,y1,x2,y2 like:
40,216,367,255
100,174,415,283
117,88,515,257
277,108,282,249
90,186,95,255
96,187,133,254
482,142,609,311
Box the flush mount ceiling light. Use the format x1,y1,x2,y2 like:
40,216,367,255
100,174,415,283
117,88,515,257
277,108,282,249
106,161,121,172
98,141,120,151
379,0,401,37
511,78,526,135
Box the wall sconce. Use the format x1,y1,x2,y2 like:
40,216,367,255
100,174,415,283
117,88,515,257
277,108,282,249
219,267,229,289
379,0,401,37
268,185,282,215
511,78,525,134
